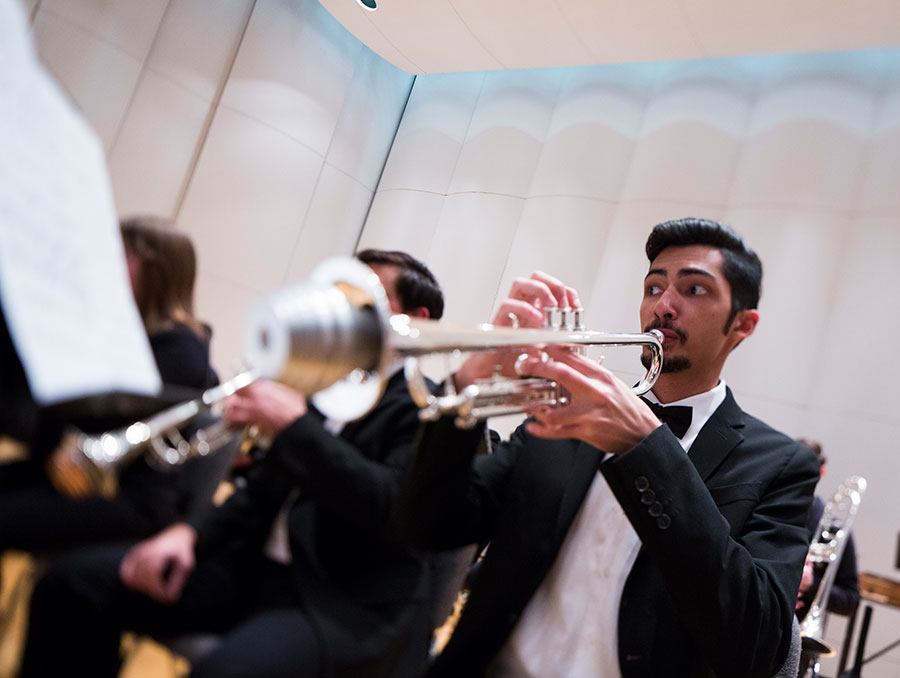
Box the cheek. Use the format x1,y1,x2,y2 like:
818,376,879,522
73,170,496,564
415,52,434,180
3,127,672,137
639,302,654,327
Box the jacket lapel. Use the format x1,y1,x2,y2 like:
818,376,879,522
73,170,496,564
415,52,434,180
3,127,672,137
686,386,745,481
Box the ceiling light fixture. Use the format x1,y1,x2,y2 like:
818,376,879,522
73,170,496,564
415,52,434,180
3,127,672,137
356,0,376,10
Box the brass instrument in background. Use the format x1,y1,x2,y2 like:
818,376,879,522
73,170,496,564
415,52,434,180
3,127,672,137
48,257,663,497
48,371,260,499
800,475,867,658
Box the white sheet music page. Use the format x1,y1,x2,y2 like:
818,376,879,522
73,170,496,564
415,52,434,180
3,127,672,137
0,0,161,405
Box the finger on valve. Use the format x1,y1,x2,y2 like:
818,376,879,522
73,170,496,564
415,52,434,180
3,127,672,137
528,272,582,316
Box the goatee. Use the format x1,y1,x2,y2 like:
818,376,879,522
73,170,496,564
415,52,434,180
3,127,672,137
641,352,691,373
642,321,689,373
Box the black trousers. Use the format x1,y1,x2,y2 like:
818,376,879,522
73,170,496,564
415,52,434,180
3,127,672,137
20,543,324,678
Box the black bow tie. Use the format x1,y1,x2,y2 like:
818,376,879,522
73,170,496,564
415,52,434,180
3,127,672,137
644,400,693,439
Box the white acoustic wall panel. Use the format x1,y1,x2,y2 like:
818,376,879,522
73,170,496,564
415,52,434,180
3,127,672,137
107,70,213,217
859,87,900,216
448,69,561,197
32,9,146,151
38,0,168,61
528,68,646,201
378,72,485,194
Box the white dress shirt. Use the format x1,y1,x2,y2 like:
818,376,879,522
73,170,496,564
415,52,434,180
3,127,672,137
488,381,727,677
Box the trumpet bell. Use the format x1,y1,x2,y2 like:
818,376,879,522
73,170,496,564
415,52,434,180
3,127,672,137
800,635,835,657
245,257,394,422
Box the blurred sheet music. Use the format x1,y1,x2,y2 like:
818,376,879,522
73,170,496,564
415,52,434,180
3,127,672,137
0,0,161,405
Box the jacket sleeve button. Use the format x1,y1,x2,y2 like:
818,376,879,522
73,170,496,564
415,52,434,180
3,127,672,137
634,476,650,492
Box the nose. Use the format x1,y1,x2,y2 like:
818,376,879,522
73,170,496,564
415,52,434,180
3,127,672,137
653,287,678,320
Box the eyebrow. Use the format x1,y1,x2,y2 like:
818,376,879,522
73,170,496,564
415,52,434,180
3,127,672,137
644,266,716,281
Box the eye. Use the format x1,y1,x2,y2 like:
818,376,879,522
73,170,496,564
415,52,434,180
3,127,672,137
688,284,708,296
645,284,662,296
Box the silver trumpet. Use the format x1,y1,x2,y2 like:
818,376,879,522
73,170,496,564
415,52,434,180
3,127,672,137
799,475,867,658
48,371,262,499
48,257,663,497
395,314,662,429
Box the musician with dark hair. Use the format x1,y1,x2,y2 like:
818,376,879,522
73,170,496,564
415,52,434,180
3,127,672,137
398,217,819,678
20,249,444,678
357,248,445,320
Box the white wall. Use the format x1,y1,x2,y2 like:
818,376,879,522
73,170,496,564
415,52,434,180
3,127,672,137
28,0,414,371
360,50,900,676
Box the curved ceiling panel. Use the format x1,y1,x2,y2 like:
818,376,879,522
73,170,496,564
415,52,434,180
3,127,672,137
318,0,900,74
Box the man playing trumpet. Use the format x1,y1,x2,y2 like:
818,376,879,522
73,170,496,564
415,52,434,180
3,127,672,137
397,218,820,677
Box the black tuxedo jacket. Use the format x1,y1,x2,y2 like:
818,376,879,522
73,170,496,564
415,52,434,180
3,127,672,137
191,371,432,678
399,387,819,678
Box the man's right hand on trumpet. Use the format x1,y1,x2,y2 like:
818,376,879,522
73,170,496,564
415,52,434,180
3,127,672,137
452,271,582,390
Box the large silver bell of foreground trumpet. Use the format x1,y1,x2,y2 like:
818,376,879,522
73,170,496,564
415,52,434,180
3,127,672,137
245,256,395,423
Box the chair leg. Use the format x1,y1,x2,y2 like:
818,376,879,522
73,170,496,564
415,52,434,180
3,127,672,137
838,604,873,678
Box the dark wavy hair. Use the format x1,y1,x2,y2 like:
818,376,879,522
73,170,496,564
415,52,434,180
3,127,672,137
645,217,762,332
356,249,444,319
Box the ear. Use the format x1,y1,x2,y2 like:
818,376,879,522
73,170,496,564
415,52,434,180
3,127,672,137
730,309,759,343
405,306,430,320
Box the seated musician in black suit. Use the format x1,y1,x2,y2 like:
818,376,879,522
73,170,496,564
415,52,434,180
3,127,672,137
396,218,820,678
0,217,217,557
20,249,444,678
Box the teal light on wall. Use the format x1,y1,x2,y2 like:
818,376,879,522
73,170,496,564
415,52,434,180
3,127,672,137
356,0,376,10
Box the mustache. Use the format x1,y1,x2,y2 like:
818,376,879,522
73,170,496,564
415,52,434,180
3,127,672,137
644,319,687,344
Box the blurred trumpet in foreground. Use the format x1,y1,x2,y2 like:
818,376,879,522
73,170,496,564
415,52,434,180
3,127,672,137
49,257,663,497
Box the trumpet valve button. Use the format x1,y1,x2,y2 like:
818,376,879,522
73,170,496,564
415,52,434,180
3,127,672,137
572,307,585,331
542,306,560,329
